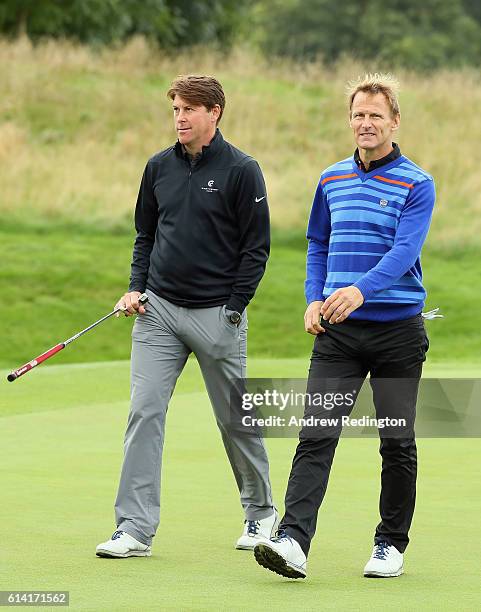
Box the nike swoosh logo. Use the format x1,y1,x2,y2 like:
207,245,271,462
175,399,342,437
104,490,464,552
255,196,266,202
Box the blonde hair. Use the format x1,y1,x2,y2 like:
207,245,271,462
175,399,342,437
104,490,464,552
347,73,400,117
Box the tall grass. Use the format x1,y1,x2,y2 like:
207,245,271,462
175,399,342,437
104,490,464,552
1,37,480,246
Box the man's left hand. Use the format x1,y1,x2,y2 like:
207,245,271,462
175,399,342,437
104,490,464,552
320,286,364,324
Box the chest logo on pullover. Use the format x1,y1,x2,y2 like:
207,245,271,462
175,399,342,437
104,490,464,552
379,199,388,207
202,179,219,193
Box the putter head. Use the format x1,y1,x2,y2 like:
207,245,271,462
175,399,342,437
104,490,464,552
421,307,443,320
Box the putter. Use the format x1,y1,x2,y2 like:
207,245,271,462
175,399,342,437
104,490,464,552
6,293,149,382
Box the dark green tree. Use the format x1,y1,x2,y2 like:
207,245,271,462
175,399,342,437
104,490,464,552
0,0,250,48
0,0,134,43
253,0,481,70
462,0,481,24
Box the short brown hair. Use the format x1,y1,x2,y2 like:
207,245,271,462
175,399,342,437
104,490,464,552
347,73,400,117
167,75,226,123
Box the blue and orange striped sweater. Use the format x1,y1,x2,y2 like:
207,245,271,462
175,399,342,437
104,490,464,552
305,154,436,322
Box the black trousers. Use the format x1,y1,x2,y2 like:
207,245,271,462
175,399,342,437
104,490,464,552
279,314,429,556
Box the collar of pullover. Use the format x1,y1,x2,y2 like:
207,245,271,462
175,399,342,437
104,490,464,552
175,128,223,165
354,142,401,173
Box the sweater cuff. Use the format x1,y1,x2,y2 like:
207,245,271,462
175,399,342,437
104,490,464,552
353,278,374,301
226,295,247,313
305,281,325,305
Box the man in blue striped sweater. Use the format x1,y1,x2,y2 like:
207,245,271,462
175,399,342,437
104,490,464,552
254,74,435,579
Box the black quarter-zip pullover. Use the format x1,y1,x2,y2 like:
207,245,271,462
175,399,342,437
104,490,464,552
128,130,270,313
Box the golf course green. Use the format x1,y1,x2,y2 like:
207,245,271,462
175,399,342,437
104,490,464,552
1,359,479,611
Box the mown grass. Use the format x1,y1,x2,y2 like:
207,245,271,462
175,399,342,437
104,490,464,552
1,360,480,611
1,38,481,246
1,224,480,368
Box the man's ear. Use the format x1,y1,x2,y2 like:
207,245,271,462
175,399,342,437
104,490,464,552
211,104,221,123
391,113,401,131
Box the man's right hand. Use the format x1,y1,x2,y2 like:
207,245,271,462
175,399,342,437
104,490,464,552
115,291,147,317
304,300,326,335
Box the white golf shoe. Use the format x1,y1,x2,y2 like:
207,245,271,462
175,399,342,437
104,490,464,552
235,509,279,550
96,530,152,558
363,541,404,577
254,532,307,579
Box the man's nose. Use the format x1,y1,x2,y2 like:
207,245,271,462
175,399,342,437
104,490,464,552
361,115,372,127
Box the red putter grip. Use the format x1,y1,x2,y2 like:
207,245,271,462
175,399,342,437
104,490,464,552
7,343,65,382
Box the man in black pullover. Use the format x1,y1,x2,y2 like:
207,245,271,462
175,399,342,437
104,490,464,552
96,75,278,559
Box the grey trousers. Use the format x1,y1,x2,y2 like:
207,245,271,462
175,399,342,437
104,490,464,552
114,290,274,545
